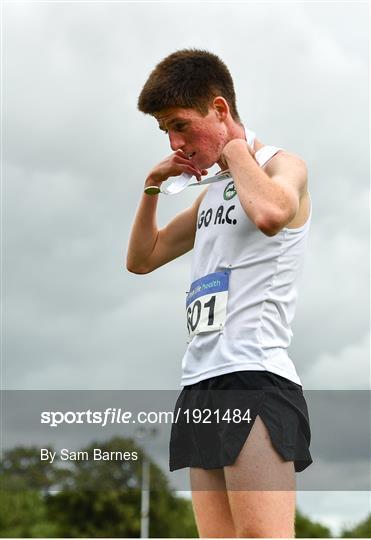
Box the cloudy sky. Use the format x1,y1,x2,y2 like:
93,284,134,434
3,0,369,535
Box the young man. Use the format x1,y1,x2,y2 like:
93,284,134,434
127,49,313,538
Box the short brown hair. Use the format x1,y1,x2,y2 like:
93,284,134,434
137,48,241,122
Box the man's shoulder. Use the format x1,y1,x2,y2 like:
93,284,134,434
263,147,307,189
263,147,307,172
253,138,306,174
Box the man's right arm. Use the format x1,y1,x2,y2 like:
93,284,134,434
126,185,206,274
126,152,208,274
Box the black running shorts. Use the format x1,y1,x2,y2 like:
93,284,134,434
169,370,313,473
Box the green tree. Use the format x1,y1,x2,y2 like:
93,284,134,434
341,514,371,538
149,490,197,538
0,447,66,537
47,436,197,537
0,439,197,537
0,483,60,537
0,446,71,491
295,509,332,538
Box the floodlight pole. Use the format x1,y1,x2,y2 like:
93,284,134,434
135,426,157,538
140,455,150,538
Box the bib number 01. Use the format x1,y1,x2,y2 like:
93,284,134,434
186,271,230,340
187,296,216,333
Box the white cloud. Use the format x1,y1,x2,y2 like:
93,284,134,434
297,491,371,537
302,333,370,389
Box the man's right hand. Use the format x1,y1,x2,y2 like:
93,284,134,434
145,150,208,187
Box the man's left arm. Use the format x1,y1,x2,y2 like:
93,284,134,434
221,139,308,236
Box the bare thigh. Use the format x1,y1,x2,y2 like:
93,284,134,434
224,414,296,538
190,468,236,538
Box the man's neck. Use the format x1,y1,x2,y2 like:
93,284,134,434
217,121,247,169
230,121,247,141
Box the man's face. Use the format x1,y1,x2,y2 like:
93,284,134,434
154,106,229,169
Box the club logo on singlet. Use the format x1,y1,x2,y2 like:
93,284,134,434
223,181,237,201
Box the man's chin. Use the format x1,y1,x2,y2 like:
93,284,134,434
192,153,221,170
197,158,217,170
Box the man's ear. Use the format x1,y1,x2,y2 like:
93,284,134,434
212,96,229,120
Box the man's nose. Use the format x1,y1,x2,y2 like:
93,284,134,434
169,132,185,152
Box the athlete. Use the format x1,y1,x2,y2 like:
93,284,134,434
127,49,313,538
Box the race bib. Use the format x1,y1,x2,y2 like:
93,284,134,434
186,271,230,340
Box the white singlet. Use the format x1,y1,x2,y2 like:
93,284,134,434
181,130,312,387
